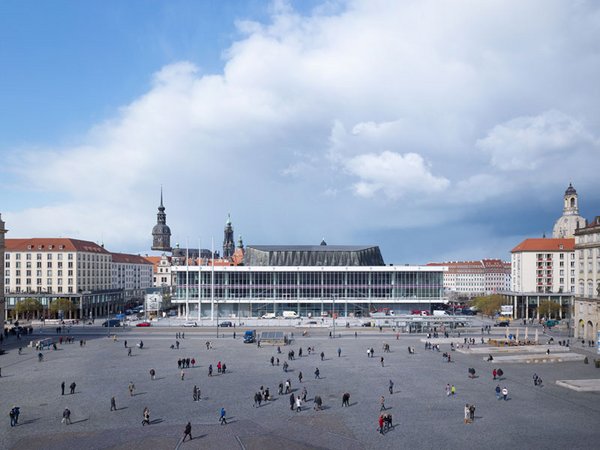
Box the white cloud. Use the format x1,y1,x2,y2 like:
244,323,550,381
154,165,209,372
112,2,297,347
477,110,597,170
344,151,449,199
3,0,600,261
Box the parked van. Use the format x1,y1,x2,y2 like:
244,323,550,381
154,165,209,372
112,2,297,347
433,310,449,317
282,311,299,319
261,313,276,319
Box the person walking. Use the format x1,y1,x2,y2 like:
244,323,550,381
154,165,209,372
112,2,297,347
380,396,386,411
446,384,451,397
464,404,470,424
389,380,394,395
182,421,192,442
493,368,497,380
208,364,213,376
502,387,508,401
9,406,20,427
62,408,71,425
150,368,156,380
181,370,185,381
320,352,325,361
378,414,385,434
380,356,384,367
342,392,350,407
128,382,135,397
298,371,303,383
61,381,65,396
219,407,227,425
338,347,342,357
142,407,150,426
495,385,501,400
451,385,456,396
110,396,117,411
193,386,199,402
271,356,275,366
70,382,76,395
128,347,132,357
295,395,302,412
314,395,323,410
289,392,295,411
301,386,307,402
314,367,320,379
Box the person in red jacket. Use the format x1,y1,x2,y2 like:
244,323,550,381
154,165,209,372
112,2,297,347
378,414,384,434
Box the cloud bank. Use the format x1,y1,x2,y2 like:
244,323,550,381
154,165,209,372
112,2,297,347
3,0,600,262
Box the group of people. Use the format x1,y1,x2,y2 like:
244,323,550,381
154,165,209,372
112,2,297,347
177,357,195,369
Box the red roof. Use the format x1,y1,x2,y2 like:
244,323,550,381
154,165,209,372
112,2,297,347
511,238,574,253
111,253,153,265
6,238,108,254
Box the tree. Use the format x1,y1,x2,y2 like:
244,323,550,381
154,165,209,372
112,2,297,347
470,294,505,317
539,300,561,319
13,298,42,320
49,298,75,319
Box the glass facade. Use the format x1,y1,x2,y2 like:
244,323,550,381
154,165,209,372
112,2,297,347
172,266,445,317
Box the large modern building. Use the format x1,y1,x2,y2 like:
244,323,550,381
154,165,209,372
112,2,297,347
171,242,445,319
427,259,511,297
0,214,7,331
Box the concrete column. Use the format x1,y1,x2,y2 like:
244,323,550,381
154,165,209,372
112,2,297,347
536,296,540,321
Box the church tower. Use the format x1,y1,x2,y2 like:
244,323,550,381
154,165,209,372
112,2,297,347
223,214,235,259
552,183,586,238
151,188,172,251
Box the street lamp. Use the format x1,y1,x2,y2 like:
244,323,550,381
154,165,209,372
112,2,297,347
332,294,336,338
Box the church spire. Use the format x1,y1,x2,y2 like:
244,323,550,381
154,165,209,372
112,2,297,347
152,187,172,251
223,213,235,259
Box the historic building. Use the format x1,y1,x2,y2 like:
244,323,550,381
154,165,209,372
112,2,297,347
0,214,7,332
553,183,586,238
427,259,511,297
110,252,153,303
3,238,123,320
573,215,600,340
223,214,235,259
151,188,172,252
145,254,174,289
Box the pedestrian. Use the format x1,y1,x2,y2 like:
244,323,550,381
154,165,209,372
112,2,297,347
176,341,180,350
355,331,357,338
497,368,503,379
217,361,222,373
208,364,213,376
142,407,150,426
342,392,350,407
338,347,342,357
380,396,386,411
150,368,156,380
495,385,501,400
254,391,261,407
389,380,394,395
194,386,199,402
128,348,132,357
320,351,325,361
378,414,385,434
380,356,384,367
181,370,185,381
469,404,475,422
283,361,289,372
464,404,470,424
183,421,192,441
9,406,20,427
446,384,451,397
128,381,135,396
61,381,65,396
289,392,295,410
124,340,127,348
222,363,227,374
502,387,508,400
70,382,76,394
493,368,497,380
110,396,117,411
62,407,71,425
219,407,227,425
314,395,323,410
191,358,195,367
314,367,320,379
271,356,275,366
298,371,303,383
451,385,456,396
295,395,302,412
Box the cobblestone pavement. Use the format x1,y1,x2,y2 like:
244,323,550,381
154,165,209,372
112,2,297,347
1,326,599,450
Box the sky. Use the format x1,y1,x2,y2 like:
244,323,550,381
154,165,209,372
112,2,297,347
1,0,600,264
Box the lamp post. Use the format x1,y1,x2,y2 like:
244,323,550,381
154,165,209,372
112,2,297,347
332,294,336,338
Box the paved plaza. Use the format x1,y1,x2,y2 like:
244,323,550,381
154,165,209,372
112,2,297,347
1,325,600,450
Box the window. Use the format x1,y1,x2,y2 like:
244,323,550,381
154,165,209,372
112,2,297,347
37,253,42,260
68,253,73,260
57,254,63,260
4,262,8,268
26,253,32,260
47,253,52,260
15,254,20,260
36,262,42,268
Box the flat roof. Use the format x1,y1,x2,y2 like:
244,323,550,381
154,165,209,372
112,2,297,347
172,265,445,272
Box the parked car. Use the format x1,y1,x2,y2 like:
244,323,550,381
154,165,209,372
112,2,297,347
494,321,510,327
361,322,372,327
183,321,198,327
218,321,233,327
102,319,121,327
136,321,151,327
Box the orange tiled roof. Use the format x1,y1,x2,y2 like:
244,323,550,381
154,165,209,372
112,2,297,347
6,238,109,254
511,238,574,253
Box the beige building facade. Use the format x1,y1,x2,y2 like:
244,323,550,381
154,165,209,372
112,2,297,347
0,214,6,332
574,215,600,342
574,297,599,341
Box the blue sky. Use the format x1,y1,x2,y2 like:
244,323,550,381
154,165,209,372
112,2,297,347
1,0,599,263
